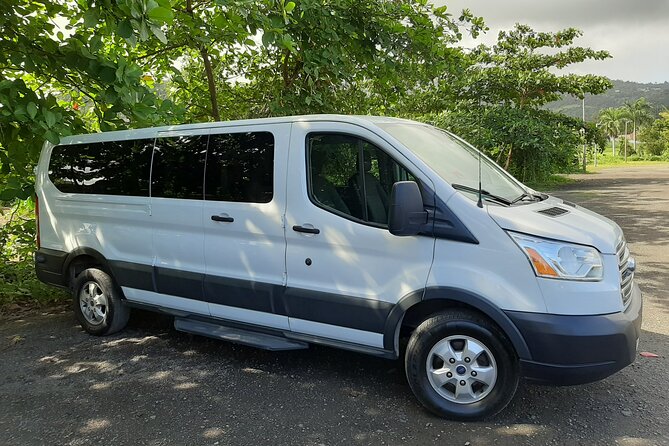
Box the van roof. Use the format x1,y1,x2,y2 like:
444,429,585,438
58,114,419,145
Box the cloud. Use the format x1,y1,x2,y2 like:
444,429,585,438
435,0,669,82
438,0,669,27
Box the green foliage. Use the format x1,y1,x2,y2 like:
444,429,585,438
0,259,67,308
639,111,669,156
0,199,36,261
464,25,612,108
1,0,184,202
420,105,601,182
548,80,669,120
0,200,67,308
416,24,612,181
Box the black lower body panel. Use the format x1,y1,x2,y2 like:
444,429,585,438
506,284,643,385
34,248,68,288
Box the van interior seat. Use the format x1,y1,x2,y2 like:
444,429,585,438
348,157,389,224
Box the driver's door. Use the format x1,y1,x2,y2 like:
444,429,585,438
284,121,436,348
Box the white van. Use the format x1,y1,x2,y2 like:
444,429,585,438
34,115,641,419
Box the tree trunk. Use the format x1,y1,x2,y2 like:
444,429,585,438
633,121,637,154
187,0,220,121
504,146,513,171
611,137,615,157
200,48,220,121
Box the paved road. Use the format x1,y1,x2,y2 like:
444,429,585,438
1,167,668,446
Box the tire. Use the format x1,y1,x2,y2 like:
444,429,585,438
72,267,130,336
405,309,519,420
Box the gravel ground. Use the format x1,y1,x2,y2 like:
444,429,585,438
1,167,668,446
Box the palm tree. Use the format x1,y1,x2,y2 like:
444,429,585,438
597,108,621,156
624,98,654,155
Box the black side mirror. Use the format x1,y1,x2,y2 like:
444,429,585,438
388,181,428,236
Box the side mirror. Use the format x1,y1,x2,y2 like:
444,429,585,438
388,181,428,236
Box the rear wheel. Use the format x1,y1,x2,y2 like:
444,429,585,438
72,268,130,336
405,309,519,420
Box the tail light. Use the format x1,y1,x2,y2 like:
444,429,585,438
35,194,41,249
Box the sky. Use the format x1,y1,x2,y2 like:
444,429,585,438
433,0,669,83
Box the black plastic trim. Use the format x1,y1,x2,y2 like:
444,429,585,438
34,248,69,287
423,192,478,244
63,247,112,278
505,284,642,385
204,274,282,314
283,287,394,333
95,258,392,334
109,260,154,292
382,287,531,360
382,290,424,351
155,267,204,301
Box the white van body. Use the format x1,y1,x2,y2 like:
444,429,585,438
35,115,642,419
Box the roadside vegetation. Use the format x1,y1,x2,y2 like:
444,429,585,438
0,0,665,308
593,99,669,165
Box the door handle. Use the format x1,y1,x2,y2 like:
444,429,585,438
211,214,234,223
292,225,320,235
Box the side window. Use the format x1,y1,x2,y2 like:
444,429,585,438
151,135,208,199
205,132,274,203
307,134,416,226
48,139,154,196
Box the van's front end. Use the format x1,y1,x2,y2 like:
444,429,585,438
487,196,642,385
377,120,642,418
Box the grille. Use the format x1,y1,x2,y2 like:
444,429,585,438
617,238,634,308
537,206,569,217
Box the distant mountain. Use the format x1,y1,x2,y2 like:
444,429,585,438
546,80,669,121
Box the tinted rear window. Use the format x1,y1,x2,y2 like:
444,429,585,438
205,132,274,203
48,139,154,196
151,134,208,200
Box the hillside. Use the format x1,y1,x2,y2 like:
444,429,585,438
546,80,669,121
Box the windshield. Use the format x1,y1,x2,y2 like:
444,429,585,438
378,123,527,203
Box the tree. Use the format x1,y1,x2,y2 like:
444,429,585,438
428,24,612,178
422,106,604,182
464,25,611,108
597,108,622,156
0,0,183,201
624,98,654,155
639,111,669,156
222,0,482,118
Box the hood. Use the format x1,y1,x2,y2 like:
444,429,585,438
486,195,623,254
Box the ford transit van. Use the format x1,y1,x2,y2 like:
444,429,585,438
34,115,642,419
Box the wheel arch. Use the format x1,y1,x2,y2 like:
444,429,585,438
62,247,113,287
384,287,531,360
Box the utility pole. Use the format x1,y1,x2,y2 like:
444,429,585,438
582,97,587,172
623,119,630,162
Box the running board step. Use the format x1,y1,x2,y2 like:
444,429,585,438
174,318,309,351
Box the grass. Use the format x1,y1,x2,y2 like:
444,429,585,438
587,145,669,171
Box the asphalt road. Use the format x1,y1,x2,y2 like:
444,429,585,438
1,167,668,446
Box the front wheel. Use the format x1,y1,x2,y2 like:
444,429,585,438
72,268,130,336
405,309,519,420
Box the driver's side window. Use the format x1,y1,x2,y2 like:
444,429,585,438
307,133,416,226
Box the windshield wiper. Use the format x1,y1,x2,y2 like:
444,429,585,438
451,183,512,206
510,192,545,205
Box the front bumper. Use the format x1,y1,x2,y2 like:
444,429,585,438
505,283,643,385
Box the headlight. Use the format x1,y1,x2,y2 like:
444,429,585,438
508,232,603,281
